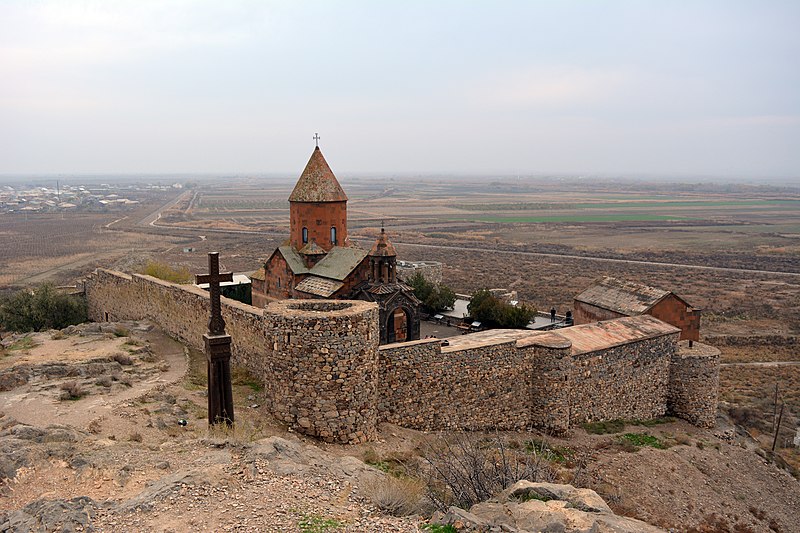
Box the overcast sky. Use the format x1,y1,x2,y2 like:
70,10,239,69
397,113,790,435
1,1,798,179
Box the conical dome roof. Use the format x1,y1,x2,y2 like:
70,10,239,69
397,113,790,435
288,147,348,202
369,227,397,257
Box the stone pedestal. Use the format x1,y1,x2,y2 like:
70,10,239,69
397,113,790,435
204,333,234,425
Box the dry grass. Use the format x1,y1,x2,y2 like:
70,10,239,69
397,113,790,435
364,476,425,517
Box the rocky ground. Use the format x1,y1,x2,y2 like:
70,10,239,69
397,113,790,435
1,321,799,532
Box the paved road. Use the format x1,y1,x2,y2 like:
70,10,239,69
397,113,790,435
137,190,190,227
389,241,800,278
721,361,800,368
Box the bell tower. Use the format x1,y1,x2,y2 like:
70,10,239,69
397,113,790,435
288,140,348,252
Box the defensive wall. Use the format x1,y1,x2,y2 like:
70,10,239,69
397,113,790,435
85,269,719,444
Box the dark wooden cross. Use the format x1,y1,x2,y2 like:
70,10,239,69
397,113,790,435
196,252,235,426
313,132,320,147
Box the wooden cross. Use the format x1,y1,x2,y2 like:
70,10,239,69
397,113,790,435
313,132,320,147
196,252,232,335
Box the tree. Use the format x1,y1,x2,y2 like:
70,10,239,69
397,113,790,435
0,283,87,332
468,289,535,329
408,272,456,314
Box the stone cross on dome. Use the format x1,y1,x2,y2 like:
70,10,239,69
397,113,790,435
313,132,320,148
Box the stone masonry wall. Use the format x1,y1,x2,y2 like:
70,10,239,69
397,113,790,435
396,261,443,285
85,269,719,440
568,334,678,425
378,338,536,431
264,300,379,444
668,343,720,428
85,269,374,443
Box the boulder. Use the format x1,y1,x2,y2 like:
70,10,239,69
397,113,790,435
430,480,665,533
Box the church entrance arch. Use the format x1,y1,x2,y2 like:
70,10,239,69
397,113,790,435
386,307,410,344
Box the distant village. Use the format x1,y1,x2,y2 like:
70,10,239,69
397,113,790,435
0,182,183,214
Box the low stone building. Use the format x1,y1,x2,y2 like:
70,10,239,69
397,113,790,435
574,276,701,342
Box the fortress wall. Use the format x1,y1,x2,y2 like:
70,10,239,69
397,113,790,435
86,270,379,443
522,335,573,433
85,270,268,369
86,270,719,440
568,333,678,425
263,300,379,444
668,343,720,428
396,261,443,285
378,338,533,431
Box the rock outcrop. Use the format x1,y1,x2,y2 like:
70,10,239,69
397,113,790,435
431,480,665,533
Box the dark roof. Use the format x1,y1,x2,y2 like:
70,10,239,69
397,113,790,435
295,276,344,297
369,227,397,257
276,245,310,275
288,147,348,203
298,240,326,255
310,246,369,281
575,277,672,315
273,244,368,282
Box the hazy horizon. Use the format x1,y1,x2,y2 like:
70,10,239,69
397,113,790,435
2,1,799,179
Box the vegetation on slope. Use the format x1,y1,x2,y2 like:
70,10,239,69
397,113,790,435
0,283,87,332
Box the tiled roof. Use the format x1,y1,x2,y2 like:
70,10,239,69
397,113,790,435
249,267,265,281
298,240,326,255
575,277,670,315
369,227,397,257
277,245,310,275
554,314,679,354
366,282,412,295
288,147,348,203
310,246,369,281
295,276,344,297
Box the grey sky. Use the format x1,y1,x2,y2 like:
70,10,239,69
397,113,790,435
1,1,798,178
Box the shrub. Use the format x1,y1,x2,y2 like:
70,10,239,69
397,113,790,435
0,284,87,333
59,381,85,400
408,272,456,313
365,476,424,516
417,434,558,511
138,261,192,284
467,289,535,329
128,432,143,443
113,353,134,366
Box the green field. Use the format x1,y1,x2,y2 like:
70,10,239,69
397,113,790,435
454,199,800,211
461,214,688,223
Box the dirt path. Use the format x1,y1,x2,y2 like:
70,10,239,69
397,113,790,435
721,361,800,367
0,331,187,429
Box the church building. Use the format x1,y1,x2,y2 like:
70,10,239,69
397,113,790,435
250,145,421,344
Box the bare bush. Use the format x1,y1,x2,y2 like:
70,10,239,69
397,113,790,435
59,380,85,400
417,434,559,511
365,476,424,517
113,352,134,366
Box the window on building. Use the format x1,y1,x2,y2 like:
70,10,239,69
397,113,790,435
277,278,281,288
302,227,308,243
330,226,337,245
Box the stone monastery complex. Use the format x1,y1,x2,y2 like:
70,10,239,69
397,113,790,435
84,145,721,445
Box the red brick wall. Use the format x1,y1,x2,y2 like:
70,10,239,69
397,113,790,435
290,201,347,252
573,300,624,325
649,295,701,342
